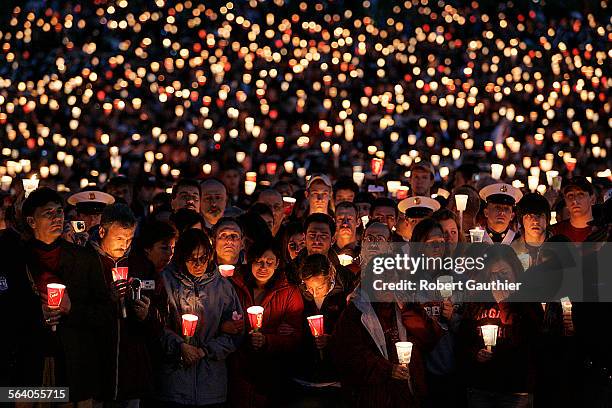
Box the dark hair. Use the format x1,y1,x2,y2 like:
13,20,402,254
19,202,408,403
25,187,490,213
170,208,205,234
139,220,177,250
105,175,130,188
22,187,63,219
355,191,375,205
333,177,359,197
299,254,331,281
171,179,201,199
370,197,398,218
482,245,524,282
212,216,243,240
410,217,444,243
100,203,137,231
517,193,551,225
281,221,305,262
335,201,358,215
303,213,336,236
455,163,479,185
432,208,466,243
243,240,283,289
173,228,214,269
249,202,274,219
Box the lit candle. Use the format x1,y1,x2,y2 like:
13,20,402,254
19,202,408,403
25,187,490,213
47,283,66,332
338,254,353,267
247,306,264,332
480,325,499,351
491,164,503,180
219,264,235,278
181,314,199,344
454,194,468,212
244,180,256,196
22,175,39,198
395,341,413,365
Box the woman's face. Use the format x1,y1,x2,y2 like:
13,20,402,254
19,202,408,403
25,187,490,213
185,245,209,277
424,227,446,258
146,238,176,272
287,232,305,260
302,274,332,300
489,259,514,302
251,249,279,285
439,218,459,253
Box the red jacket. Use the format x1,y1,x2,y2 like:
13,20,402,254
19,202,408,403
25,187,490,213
227,268,304,408
331,292,443,408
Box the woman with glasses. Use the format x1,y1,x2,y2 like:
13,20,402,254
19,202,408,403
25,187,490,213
288,254,349,407
158,228,243,408
227,240,304,408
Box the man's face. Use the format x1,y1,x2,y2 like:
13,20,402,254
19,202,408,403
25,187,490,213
306,222,332,255
372,206,397,230
28,202,64,242
221,170,241,194
257,191,284,232
335,207,358,240
201,183,227,224
361,223,391,259
172,185,200,212
335,189,355,205
522,213,547,238
107,184,132,206
410,168,434,196
215,223,243,262
306,181,331,214
483,203,513,232
100,224,136,260
564,187,594,220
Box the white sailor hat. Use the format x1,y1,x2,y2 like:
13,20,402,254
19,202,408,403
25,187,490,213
479,183,523,206
67,190,115,214
398,196,441,218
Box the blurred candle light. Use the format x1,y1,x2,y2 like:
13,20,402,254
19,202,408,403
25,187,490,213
353,171,365,187
245,180,256,196
528,176,539,192
491,164,503,180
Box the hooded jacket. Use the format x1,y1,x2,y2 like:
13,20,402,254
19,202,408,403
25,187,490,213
158,261,242,406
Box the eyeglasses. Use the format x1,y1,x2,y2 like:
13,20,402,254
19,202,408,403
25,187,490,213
186,255,209,265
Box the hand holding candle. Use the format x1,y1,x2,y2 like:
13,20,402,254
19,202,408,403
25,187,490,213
46,283,66,332
561,297,574,336
181,313,199,344
111,267,129,318
247,306,264,332
308,315,326,359
219,264,235,277
480,325,499,352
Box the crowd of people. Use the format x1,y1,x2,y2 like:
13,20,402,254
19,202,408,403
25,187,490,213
0,0,611,407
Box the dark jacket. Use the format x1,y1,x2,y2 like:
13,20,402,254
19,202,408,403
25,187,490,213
87,240,155,401
331,289,443,408
25,237,112,402
456,301,542,393
228,267,304,408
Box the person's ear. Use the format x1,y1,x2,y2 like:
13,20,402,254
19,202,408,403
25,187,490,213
590,194,596,205
483,207,489,219
26,216,36,230
98,226,106,240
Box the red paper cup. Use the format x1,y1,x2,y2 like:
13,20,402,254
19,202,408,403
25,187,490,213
396,186,409,200
47,283,66,308
247,306,264,330
266,162,277,175
182,314,199,337
112,267,129,282
371,158,384,176
219,264,235,277
283,196,296,216
307,315,325,337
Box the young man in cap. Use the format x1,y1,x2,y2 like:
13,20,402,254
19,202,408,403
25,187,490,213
512,193,551,269
552,176,595,242
409,161,435,197
479,183,523,244
306,174,333,215
397,196,441,241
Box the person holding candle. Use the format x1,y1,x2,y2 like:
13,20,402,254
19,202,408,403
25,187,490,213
20,188,114,404
479,183,523,245
226,240,304,408
370,197,405,242
288,254,350,407
457,245,542,408
159,228,242,407
432,208,466,256
448,186,482,237
331,283,443,407
88,203,157,406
